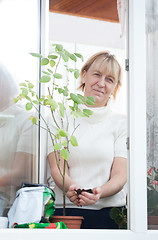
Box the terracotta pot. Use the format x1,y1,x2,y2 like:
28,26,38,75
148,216,158,230
50,215,84,229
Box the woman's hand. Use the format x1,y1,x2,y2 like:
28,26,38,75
66,184,82,207
78,187,102,206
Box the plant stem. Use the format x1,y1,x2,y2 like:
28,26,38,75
63,159,66,216
32,102,62,176
52,55,61,94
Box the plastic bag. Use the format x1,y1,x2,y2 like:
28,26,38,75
8,183,55,228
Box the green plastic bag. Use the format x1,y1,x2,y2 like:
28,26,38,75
8,183,56,227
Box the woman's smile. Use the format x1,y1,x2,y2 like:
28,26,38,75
92,88,105,95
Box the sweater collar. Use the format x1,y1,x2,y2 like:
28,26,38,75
80,103,111,123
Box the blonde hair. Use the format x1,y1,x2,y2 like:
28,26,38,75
78,51,122,99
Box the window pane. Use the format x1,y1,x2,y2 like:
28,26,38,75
0,0,39,217
146,0,158,230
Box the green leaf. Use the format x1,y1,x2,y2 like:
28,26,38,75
73,102,78,110
22,88,28,96
58,129,68,137
71,111,79,119
47,68,53,74
115,215,123,225
67,68,74,73
50,60,56,68
120,223,127,229
56,134,60,140
30,52,43,58
26,102,33,111
31,92,35,97
109,208,120,219
36,95,40,101
53,73,62,79
42,71,51,75
32,117,37,125
74,53,84,61
83,109,93,116
54,143,62,150
69,106,74,111
28,83,34,89
70,135,78,146
69,54,77,62
19,83,27,87
63,90,68,97
29,116,37,124
87,96,95,102
33,100,39,105
61,141,68,147
64,50,71,57
46,99,58,111
55,44,63,51
122,208,127,216
70,93,82,104
74,69,80,79
77,94,86,103
86,99,94,106
41,58,49,66
29,116,37,125
40,75,51,83
13,97,19,103
61,148,69,160
48,54,58,59
60,52,69,62
77,108,85,117
58,88,63,94
58,102,65,117
25,96,31,102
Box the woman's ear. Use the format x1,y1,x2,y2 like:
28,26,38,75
81,70,86,84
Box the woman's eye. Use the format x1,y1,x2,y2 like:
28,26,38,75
106,78,113,83
94,73,100,76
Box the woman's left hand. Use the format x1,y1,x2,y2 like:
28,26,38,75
78,187,102,206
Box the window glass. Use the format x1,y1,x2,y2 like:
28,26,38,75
0,0,39,217
146,0,158,230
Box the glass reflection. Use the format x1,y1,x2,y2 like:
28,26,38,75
0,64,35,216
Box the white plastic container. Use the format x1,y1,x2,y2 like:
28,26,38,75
0,217,8,228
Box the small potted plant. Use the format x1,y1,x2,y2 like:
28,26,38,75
147,166,158,229
14,43,95,228
109,207,127,229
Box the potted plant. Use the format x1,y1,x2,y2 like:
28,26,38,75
14,43,95,228
109,207,127,229
147,167,158,229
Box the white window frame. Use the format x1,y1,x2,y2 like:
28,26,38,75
1,0,158,239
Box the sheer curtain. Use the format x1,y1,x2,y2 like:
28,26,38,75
146,0,158,229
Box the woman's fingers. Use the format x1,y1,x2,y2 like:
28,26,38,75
66,184,82,206
78,187,102,206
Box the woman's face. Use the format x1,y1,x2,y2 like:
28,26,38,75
82,64,118,107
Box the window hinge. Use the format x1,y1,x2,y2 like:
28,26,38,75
125,59,129,71
126,137,130,150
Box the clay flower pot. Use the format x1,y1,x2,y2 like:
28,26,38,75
148,216,158,229
50,215,84,229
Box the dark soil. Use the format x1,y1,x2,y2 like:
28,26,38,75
75,188,93,195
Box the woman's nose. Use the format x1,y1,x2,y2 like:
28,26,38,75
97,77,105,87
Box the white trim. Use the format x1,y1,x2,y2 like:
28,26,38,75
128,0,147,232
1,229,158,240
39,0,49,184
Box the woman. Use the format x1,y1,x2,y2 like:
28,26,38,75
0,64,34,216
48,51,127,229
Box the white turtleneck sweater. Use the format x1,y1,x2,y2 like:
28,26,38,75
48,104,127,210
